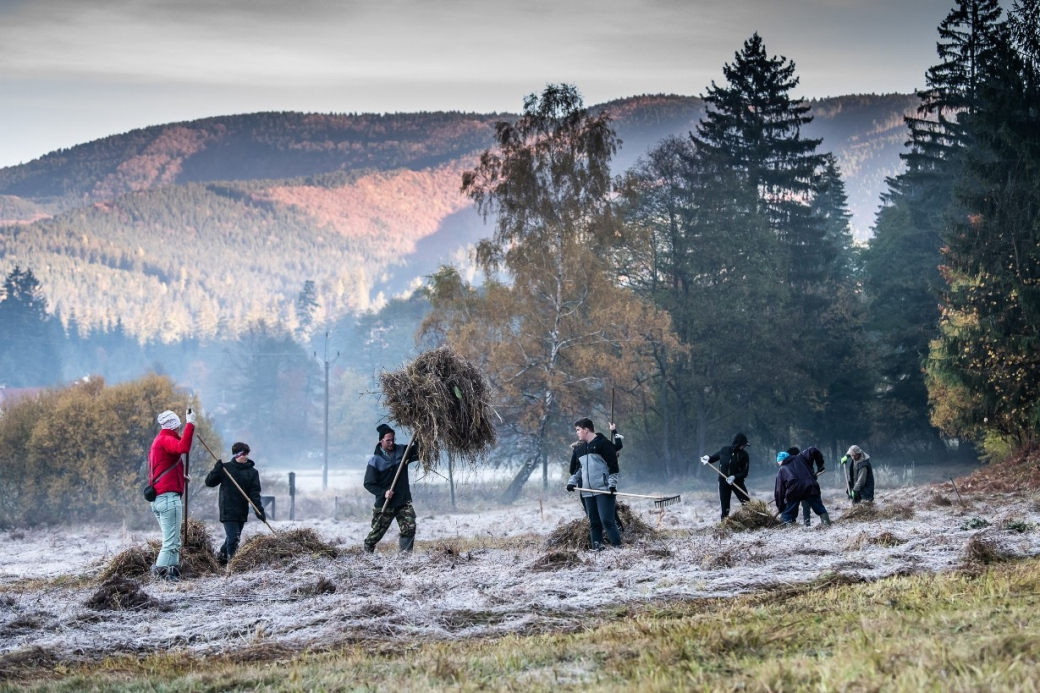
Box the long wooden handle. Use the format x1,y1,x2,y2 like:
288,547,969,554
380,439,415,513
574,487,666,500
196,434,278,534
704,461,752,501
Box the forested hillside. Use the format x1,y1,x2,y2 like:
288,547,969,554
0,93,915,342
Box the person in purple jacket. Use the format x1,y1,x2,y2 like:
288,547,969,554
774,450,831,526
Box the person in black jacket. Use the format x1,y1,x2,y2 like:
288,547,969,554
363,423,421,553
701,432,751,520
786,446,825,526
204,441,265,565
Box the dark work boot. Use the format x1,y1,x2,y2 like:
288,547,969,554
363,543,375,553
803,517,811,527
820,513,832,526
166,565,181,582
150,565,168,581
398,535,414,553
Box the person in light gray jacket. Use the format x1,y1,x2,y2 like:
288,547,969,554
566,417,621,549
842,445,875,503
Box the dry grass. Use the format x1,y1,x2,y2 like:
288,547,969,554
957,444,1040,494
97,519,221,581
379,346,496,468
847,531,906,550
545,501,658,550
840,501,915,522
719,500,780,531
226,528,338,573
963,532,1014,566
84,576,164,611
528,549,584,572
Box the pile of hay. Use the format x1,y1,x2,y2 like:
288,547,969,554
378,346,496,468
963,532,1013,566
98,519,221,581
848,531,905,550
529,549,584,572
720,500,780,531
291,577,337,597
841,502,915,523
85,576,162,611
545,501,657,550
227,528,338,573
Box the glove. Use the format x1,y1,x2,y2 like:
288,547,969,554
700,455,710,465
213,459,223,470
726,475,736,485
185,407,197,425
840,455,849,465
566,484,575,493
609,486,617,495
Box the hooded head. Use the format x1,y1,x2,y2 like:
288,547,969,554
846,444,863,458
731,432,749,448
157,410,181,430
776,451,790,465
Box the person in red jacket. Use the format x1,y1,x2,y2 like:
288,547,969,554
148,407,196,581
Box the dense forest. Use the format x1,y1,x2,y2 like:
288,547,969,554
2,0,1036,502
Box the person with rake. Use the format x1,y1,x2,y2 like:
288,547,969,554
148,408,195,582
701,432,751,521
775,451,831,526
566,418,621,550
204,441,265,565
363,423,421,553
842,445,874,504
786,446,826,527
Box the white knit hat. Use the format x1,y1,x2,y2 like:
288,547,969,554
157,410,181,430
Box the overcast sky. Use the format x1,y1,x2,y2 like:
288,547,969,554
0,0,961,169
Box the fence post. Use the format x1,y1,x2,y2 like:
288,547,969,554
288,471,296,521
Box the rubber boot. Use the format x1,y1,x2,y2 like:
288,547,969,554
150,565,168,581
820,513,832,526
398,535,414,553
803,516,811,527
166,565,181,582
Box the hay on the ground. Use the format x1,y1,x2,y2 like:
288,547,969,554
529,549,584,572
963,532,1013,565
378,346,496,468
291,577,337,597
227,528,338,573
85,576,162,611
840,502,915,523
98,519,221,581
720,500,780,532
545,501,657,550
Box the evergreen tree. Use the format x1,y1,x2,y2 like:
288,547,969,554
0,266,61,387
294,279,320,340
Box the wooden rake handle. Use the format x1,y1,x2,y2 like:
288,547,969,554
704,461,753,502
196,434,278,535
380,438,416,514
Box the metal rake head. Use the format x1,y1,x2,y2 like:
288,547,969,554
653,494,681,509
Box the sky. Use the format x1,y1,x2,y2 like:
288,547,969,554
0,0,961,170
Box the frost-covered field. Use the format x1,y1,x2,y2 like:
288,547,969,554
1,484,1038,665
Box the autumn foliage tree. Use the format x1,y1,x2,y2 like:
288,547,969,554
422,85,678,502
0,374,220,527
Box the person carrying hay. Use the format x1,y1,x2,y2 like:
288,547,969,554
775,450,831,526
205,442,265,565
148,407,195,581
363,423,421,553
701,432,751,521
842,445,875,504
566,418,621,550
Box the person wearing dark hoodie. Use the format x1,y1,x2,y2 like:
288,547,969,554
775,449,831,526
842,445,875,503
701,432,751,520
566,418,621,549
205,441,265,565
786,446,825,527
363,423,421,553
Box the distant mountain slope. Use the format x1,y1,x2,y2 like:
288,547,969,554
0,93,916,341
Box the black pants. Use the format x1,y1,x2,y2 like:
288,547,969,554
718,477,749,519
219,521,245,561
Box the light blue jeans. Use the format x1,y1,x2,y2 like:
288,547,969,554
151,492,182,567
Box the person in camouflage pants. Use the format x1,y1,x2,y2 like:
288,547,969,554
363,423,420,552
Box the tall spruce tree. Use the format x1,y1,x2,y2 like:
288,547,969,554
926,5,1040,446
864,0,1006,454
0,266,61,387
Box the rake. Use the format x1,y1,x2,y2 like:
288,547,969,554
573,487,681,509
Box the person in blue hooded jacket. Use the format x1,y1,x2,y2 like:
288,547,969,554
774,450,831,526
566,417,621,549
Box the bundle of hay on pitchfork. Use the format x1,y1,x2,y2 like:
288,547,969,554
375,346,497,504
